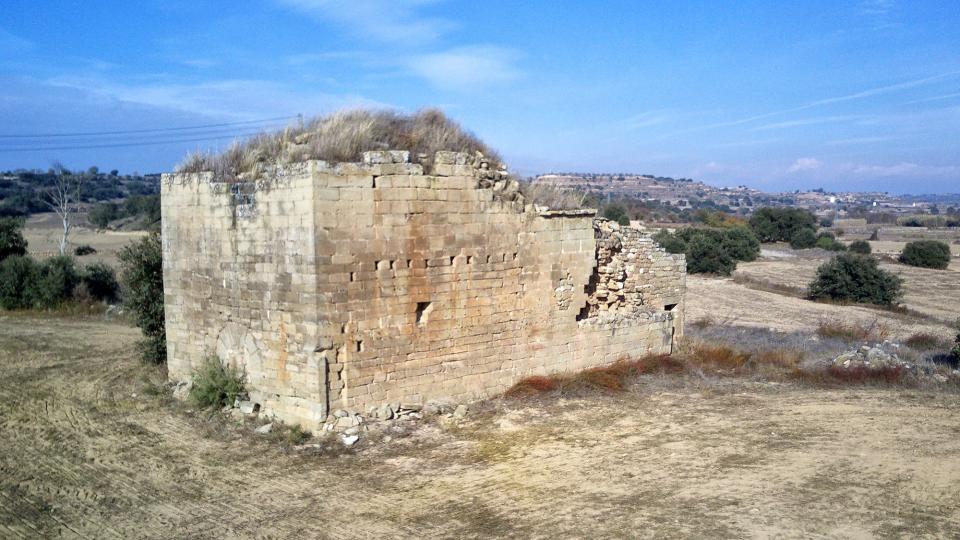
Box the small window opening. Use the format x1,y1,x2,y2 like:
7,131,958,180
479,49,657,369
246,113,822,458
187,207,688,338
664,303,678,312
415,301,433,326
355,340,364,353
467,255,475,264
349,272,356,282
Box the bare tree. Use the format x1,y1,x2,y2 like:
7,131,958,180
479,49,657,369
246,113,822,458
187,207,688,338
44,162,84,256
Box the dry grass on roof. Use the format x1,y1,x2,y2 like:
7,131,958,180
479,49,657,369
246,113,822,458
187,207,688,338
176,108,502,181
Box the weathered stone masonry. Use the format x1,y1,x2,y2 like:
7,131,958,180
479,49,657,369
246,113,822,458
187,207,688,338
161,151,686,429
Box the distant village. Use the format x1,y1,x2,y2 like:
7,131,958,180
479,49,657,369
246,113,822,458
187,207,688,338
533,173,960,223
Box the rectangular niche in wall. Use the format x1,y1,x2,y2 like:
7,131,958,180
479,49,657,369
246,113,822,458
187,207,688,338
415,301,433,326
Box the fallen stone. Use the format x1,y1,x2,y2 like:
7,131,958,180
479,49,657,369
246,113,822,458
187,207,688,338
378,403,394,420
933,374,948,383
238,401,259,415
341,434,359,447
335,416,357,429
255,423,273,434
453,404,469,419
344,426,360,436
172,382,192,401
333,409,350,418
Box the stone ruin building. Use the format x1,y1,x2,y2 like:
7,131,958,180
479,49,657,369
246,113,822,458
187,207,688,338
161,150,686,429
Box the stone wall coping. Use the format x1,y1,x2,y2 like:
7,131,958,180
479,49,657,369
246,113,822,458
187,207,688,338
533,207,598,218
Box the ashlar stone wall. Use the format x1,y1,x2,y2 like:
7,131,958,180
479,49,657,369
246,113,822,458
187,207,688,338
161,151,686,429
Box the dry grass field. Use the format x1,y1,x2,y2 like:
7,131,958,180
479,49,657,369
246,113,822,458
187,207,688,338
2,239,959,538
21,212,147,266
694,246,959,339
2,309,960,538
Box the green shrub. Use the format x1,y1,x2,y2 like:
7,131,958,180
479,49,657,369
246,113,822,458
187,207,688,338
686,234,736,275
189,357,246,409
83,262,120,302
652,229,687,254
952,334,960,363
603,204,628,225
35,256,80,308
899,240,950,269
720,226,760,262
790,228,817,249
88,202,119,229
848,240,872,254
119,233,166,364
808,253,903,306
74,244,97,256
815,235,846,252
749,207,818,242
0,255,40,309
654,226,754,274
0,217,28,263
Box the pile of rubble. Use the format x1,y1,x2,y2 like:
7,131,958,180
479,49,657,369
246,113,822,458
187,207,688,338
173,380,472,448
320,402,469,446
832,341,908,370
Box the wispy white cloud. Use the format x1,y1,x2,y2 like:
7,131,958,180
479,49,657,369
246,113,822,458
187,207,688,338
283,51,368,65
276,0,453,44
825,135,897,145
622,111,672,130
674,70,960,135
905,91,960,105
858,0,895,16
850,162,959,177
179,59,219,69
753,115,861,131
46,75,386,121
857,0,899,30
787,157,823,173
406,46,520,91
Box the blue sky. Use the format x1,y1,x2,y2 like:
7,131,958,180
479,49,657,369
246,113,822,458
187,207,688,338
1,0,958,193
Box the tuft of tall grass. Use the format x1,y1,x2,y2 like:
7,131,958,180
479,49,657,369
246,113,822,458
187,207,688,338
177,108,501,181
518,181,588,211
903,333,949,351
815,318,890,342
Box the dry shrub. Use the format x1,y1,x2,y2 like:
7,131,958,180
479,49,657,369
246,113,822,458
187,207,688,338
792,365,908,386
504,375,558,397
903,333,948,351
177,108,501,181
815,318,890,342
504,355,684,398
686,344,752,372
519,180,588,211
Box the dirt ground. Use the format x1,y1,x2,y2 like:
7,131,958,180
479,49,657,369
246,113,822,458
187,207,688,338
2,313,960,539
22,212,146,266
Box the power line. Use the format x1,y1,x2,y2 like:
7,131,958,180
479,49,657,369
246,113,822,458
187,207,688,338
0,130,276,153
0,121,291,148
0,116,297,139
